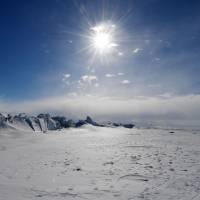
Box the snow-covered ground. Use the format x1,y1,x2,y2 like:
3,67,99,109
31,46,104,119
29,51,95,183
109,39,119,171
0,126,200,200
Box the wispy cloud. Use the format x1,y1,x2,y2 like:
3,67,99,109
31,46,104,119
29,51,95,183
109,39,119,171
133,48,142,54
105,74,115,78
63,74,71,79
110,43,119,47
118,72,124,76
81,75,98,84
62,74,71,85
118,52,124,56
122,80,130,84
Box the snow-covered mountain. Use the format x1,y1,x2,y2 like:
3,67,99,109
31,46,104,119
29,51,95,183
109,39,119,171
0,113,134,132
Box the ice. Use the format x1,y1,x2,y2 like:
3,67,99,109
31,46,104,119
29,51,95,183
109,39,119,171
0,126,200,200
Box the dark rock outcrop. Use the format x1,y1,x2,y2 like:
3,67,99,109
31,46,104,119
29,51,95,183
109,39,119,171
65,119,76,128
75,116,105,127
38,113,59,130
85,116,104,127
75,120,87,127
0,113,134,132
0,113,7,128
52,116,68,128
112,122,134,129
122,124,135,129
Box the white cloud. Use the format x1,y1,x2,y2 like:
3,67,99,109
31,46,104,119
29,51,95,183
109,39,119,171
64,74,71,78
62,74,71,81
133,48,142,54
110,43,119,47
155,57,160,61
122,80,130,84
118,52,123,56
62,74,71,85
1,95,200,123
105,74,115,78
81,75,98,84
118,72,124,76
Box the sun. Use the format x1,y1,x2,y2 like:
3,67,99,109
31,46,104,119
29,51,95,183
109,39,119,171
90,23,117,54
93,32,111,52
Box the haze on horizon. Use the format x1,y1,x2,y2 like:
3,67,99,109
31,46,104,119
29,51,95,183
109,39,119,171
0,0,200,124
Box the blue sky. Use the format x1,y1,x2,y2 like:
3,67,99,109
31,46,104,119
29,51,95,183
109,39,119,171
0,0,200,122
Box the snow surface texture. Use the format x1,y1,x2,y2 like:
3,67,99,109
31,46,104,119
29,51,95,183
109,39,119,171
0,126,200,200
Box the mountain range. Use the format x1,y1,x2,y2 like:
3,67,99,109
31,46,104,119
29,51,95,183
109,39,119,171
0,113,134,132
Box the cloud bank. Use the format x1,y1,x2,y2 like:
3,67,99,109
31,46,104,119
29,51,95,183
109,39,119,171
1,95,200,124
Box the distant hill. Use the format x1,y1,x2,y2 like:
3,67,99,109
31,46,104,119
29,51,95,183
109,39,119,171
0,113,134,132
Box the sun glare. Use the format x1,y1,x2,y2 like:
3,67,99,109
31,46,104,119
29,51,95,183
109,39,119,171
93,32,111,51
90,23,117,54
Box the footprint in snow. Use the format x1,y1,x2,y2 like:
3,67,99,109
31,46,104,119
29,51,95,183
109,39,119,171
118,174,149,182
